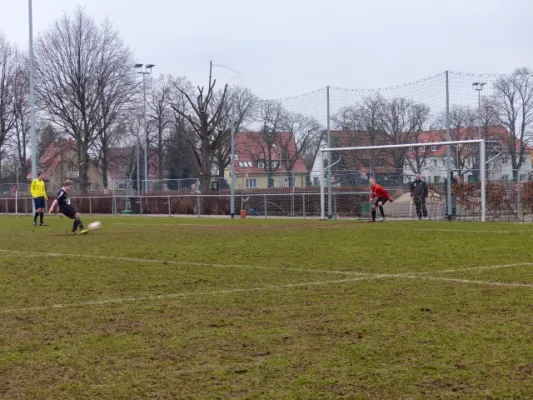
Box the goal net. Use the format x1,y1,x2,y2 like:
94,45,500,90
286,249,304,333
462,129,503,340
319,139,487,221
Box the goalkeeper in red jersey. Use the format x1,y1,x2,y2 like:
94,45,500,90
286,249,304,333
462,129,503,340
369,178,393,222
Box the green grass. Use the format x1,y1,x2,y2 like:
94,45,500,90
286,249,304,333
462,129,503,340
1,215,533,399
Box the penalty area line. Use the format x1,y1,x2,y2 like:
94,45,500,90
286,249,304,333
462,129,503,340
0,249,374,277
0,273,400,314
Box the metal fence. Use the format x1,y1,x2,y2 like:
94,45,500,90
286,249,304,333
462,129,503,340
2,182,532,222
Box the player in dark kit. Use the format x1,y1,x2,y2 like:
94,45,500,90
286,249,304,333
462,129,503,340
369,178,393,222
48,180,88,235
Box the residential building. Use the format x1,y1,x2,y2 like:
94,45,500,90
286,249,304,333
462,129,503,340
226,131,309,189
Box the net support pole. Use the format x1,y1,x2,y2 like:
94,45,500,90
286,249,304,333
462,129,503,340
445,71,452,220
326,86,332,219
319,149,325,220
480,139,486,222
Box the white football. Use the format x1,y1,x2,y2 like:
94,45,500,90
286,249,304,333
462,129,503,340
88,221,102,231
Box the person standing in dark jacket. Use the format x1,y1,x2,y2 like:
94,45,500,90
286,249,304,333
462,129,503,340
410,174,428,220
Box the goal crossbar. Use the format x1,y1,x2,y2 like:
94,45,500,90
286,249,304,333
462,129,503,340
319,139,486,222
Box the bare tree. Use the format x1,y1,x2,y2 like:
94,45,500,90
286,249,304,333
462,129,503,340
10,52,31,181
253,100,288,188
436,105,478,177
146,74,175,182
34,8,135,192
404,103,431,175
493,68,533,181
380,97,424,174
276,112,321,186
0,33,17,180
213,86,258,178
171,69,231,191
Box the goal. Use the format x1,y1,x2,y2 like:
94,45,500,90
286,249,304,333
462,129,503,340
319,139,487,221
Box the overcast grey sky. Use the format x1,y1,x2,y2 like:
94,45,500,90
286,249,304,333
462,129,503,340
0,0,531,98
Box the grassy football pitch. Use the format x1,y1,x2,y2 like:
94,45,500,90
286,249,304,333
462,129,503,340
1,215,533,399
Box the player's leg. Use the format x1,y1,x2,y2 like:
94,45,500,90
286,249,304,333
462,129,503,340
39,198,46,226
371,202,377,221
33,199,39,225
74,212,88,234
378,198,388,220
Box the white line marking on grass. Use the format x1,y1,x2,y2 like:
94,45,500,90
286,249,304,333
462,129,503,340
421,262,533,274
0,249,371,277
400,275,533,288
110,223,221,227
0,273,401,314
396,228,533,235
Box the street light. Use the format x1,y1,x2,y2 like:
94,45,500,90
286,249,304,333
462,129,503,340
134,63,155,194
472,82,486,140
211,62,246,219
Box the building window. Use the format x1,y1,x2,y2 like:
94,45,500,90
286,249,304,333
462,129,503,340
432,159,438,167
257,161,265,168
520,174,527,182
408,146,414,153
442,159,446,167
431,145,439,152
502,175,509,181
502,156,508,165
421,146,427,152
246,178,257,188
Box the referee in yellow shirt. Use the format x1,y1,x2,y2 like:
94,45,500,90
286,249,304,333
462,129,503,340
31,172,48,226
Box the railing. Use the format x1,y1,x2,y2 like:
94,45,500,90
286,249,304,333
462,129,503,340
1,184,532,222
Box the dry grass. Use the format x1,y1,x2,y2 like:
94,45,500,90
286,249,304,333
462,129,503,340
1,215,533,399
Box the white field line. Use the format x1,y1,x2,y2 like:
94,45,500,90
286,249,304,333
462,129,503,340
400,275,533,288
0,249,372,277
0,273,400,314
111,222,533,235
110,222,221,227
391,227,533,235
2,249,533,313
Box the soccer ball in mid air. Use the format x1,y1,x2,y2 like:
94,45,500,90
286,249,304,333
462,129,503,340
88,221,103,231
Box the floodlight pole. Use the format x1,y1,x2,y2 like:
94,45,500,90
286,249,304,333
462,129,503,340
29,0,37,185
135,64,154,194
472,82,486,140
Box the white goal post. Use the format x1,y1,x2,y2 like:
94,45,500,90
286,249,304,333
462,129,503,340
319,139,486,222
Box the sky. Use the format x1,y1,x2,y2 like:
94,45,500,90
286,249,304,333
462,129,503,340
0,0,532,99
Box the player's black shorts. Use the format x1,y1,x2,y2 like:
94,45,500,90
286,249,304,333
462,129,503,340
33,197,45,209
60,206,77,219
373,197,388,207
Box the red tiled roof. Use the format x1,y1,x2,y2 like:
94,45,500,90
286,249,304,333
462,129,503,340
234,131,308,174
26,140,76,181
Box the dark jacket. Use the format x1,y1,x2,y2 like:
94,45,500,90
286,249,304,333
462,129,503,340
410,180,428,198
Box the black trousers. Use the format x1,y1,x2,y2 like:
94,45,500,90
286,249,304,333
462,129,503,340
413,197,427,218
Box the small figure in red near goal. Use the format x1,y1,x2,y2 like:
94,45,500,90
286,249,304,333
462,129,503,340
369,178,393,222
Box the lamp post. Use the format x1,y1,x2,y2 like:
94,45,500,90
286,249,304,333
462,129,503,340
28,0,37,194
134,63,154,194
472,82,486,140
211,62,246,218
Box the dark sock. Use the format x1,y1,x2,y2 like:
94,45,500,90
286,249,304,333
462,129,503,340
372,210,376,220
78,220,84,230
34,212,39,223
39,212,44,224
379,207,385,218
72,220,79,232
